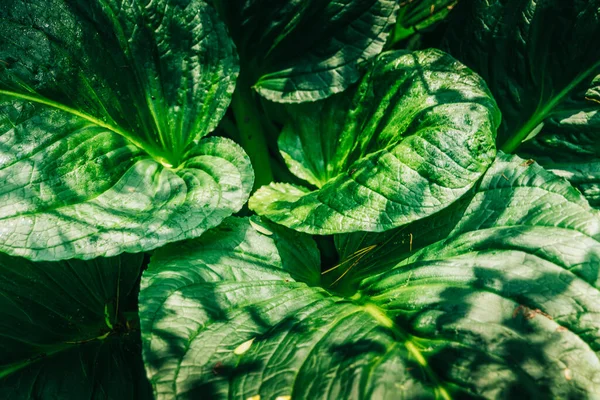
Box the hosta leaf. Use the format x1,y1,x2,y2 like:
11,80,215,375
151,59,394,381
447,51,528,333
250,49,499,234
444,0,600,206
141,154,600,399
212,0,397,102
0,253,151,399
0,0,253,260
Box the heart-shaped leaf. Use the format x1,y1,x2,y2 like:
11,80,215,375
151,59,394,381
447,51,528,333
250,49,499,234
0,0,253,260
141,154,600,398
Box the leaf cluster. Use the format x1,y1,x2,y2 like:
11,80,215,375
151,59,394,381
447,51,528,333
1,0,600,399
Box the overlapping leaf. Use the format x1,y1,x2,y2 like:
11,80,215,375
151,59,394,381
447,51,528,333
212,0,397,102
141,154,600,399
0,253,151,399
0,0,253,260
518,88,600,207
139,216,322,399
444,0,600,207
250,49,499,234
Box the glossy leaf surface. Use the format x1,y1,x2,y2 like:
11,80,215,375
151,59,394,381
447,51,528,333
0,0,253,260
250,49,499,234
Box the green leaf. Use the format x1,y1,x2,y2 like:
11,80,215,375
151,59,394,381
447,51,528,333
443,0,600,208
517,75,600,207
141,154,600,398
443,0,600,152
249,49,499,234
1,338,151,400
0,253,151,399
212,0,398,103
139,216,322,398
0,0,253,260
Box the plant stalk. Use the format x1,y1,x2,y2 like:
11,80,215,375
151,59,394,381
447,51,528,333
500,60,600,153
231,78,274,189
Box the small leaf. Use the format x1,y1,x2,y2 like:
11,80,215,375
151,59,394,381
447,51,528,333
390,0,458,43
249,219,273,236
214,0,398,102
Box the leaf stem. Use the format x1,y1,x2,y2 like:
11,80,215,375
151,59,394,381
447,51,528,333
231,77,274,189
500,60,600,153
219,116,241,141
385,5,413,49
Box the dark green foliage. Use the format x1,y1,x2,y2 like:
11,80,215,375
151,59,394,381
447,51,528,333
1,1,599,399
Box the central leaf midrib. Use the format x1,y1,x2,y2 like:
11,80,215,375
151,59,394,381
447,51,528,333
361,302,452,400
0,344,70,379
0,89,176,167
0,329,119,380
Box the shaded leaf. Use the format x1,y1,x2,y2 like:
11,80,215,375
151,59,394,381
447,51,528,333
213,0,398,102
141,155,600,398
518,86,600,207
444,0,600,207
0,253,151,399
390,0,458,43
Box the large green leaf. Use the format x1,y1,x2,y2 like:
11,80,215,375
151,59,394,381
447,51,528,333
212,0,397,102
0,0,253,261
444,0,600,206
249,49,499,234
140,216,322,399
141,154,600,398
0,253,151,399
